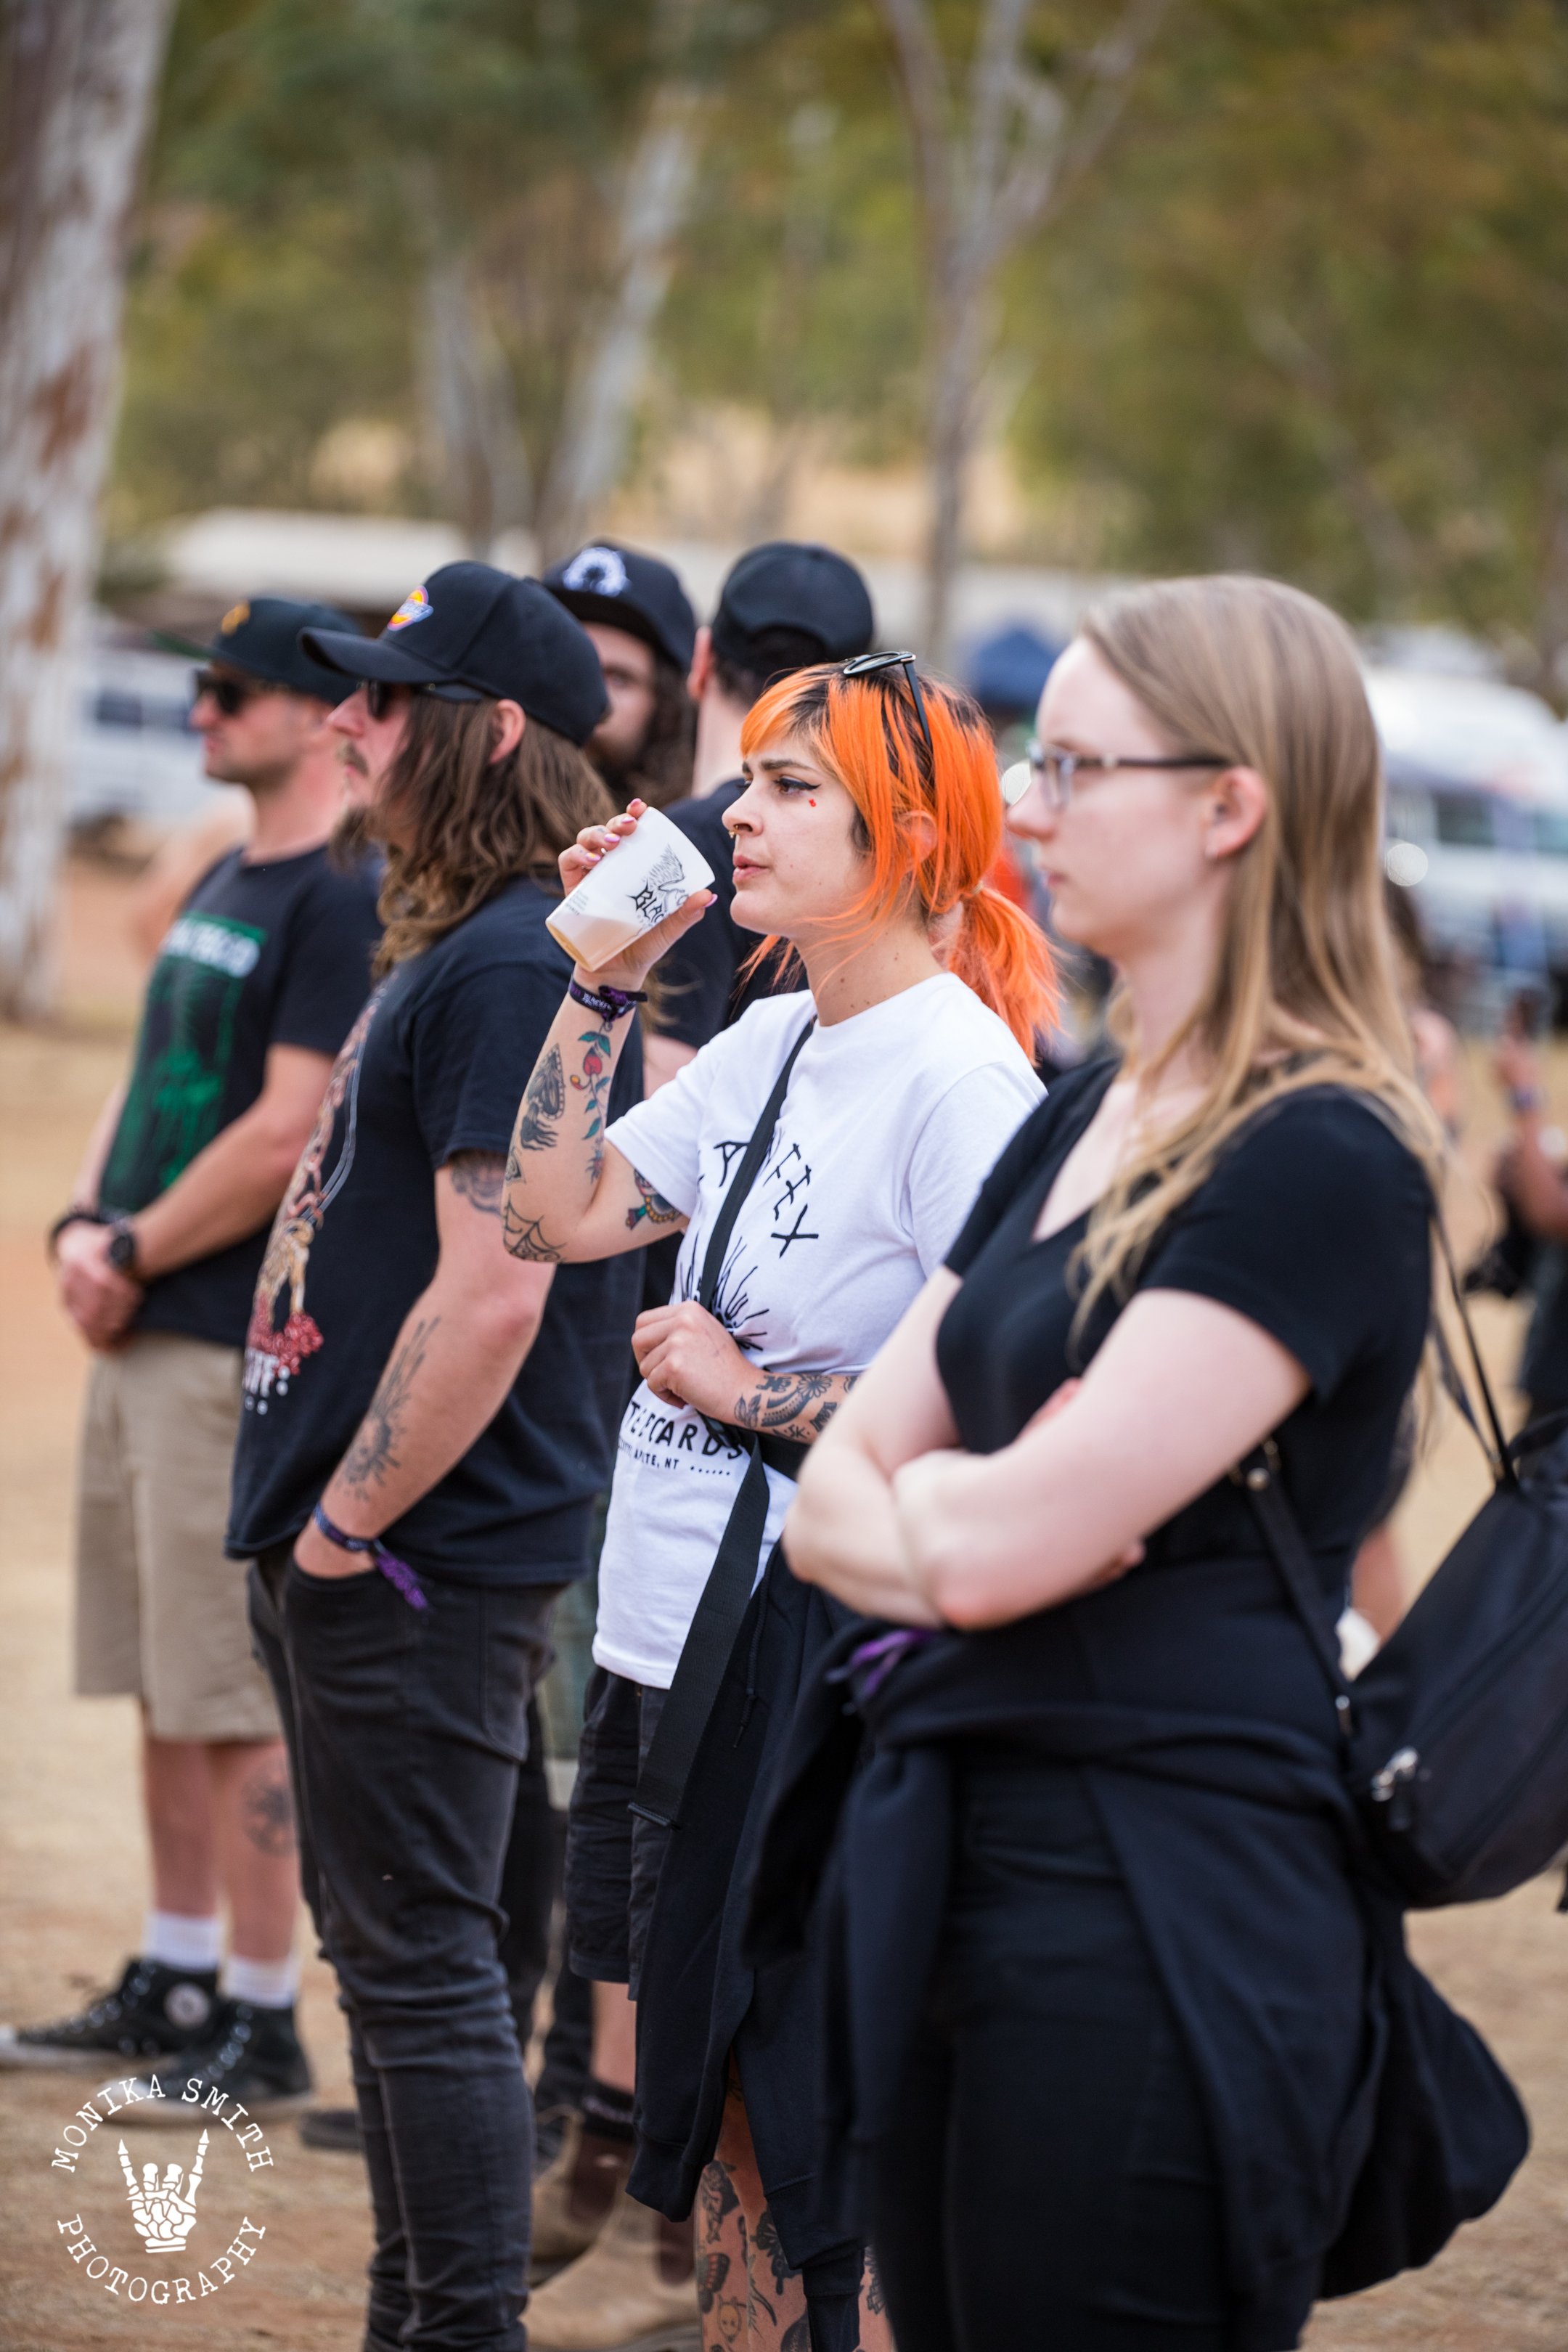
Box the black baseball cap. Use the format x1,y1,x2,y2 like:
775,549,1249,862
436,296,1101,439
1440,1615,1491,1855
710,540,875,678
161,596,362,703
544,541,697,674
301,561,609,746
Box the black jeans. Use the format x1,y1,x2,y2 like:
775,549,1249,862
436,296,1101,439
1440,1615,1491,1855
865,1755,1230,2352
250,1546,560,2352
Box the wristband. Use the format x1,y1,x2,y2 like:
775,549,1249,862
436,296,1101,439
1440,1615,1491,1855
568,976,647,1022
309,1503,429,1611
1509,1085,1547,1117
48,1206,107,1257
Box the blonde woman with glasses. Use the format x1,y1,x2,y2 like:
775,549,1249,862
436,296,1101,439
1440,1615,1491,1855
765,576,1525,2352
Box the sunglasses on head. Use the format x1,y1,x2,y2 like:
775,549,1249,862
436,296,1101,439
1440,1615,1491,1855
193,669,274,717
839,649,935,773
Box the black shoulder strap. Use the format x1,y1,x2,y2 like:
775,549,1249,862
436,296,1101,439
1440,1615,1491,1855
634,1013,816,1829
696,1015,815,1312
1233,1441,1357,1747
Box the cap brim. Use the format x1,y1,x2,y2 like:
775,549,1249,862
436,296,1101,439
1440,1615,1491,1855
299,628,458,685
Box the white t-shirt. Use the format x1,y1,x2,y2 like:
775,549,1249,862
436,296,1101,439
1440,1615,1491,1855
592,974,1044,1687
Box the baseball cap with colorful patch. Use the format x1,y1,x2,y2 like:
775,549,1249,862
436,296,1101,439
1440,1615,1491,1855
543,542,697,673
301,561,609,745
161,596,362,703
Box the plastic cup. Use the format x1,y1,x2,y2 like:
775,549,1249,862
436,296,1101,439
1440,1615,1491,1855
546,803,716,973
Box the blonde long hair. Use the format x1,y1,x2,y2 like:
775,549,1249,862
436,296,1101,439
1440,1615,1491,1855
1071,574,1445,1320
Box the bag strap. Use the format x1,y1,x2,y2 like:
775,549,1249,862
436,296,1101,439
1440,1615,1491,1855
634,1013,817,1829
1431,1214,1518,1490
1232,1440,1357,1746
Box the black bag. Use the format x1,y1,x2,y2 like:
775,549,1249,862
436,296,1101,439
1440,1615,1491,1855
1242,1221,1568,1909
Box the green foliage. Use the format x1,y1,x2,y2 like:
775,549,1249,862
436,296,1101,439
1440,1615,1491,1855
1009,0,1568,686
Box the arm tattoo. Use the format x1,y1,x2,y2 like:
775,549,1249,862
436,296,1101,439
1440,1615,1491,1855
340,1315,439,1490
515,1045,565,1153
568,1025,614,1175
502,1201,565,1262
446,1150,505,1217
626,1167,683,1233
732,1368,856,1441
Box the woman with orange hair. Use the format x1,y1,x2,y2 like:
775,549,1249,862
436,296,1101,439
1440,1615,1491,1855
504,653,1054,2352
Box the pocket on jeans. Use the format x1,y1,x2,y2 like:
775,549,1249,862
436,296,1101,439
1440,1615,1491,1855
287,1555,381,1593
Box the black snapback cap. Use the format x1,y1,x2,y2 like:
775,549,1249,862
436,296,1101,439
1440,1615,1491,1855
544,541,697,674
162,596,362,703
710,540,875,676
301,561,609,746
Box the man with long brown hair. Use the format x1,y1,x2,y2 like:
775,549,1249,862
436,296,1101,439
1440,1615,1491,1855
227,564,645,2352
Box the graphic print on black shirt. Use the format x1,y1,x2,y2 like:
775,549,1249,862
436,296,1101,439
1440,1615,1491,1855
243,987,382,1407
99,844,383,1349
226,875,645,1583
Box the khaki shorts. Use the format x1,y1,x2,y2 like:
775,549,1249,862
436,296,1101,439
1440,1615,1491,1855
75,1332,280,1742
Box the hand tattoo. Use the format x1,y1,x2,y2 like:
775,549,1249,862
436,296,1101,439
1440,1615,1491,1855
626,1168,683,1233
515,1045,565,1153
340,1315,438,1490
446,1150,505,1216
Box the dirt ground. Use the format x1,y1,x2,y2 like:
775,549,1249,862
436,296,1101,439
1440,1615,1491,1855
1,861,1564,2350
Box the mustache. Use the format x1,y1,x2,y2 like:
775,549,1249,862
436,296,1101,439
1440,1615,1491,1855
338,740,370,776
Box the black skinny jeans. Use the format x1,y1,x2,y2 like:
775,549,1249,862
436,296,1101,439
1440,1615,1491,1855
865,1755,1231,2352
250,1547,559,2352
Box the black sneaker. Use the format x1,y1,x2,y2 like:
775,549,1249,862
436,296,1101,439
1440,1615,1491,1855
0,1959,219,2071
118,1997,314,2126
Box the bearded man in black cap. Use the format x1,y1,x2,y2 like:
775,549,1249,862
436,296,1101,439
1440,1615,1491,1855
1,598,383,2104
228,563,644,2352
544,539,698,810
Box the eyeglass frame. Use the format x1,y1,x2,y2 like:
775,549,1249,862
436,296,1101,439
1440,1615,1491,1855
838,649,935,775
999,740,1231,810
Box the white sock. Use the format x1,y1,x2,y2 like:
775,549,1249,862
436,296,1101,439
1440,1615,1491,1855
221,1952,301,2010
142,1910,222,1973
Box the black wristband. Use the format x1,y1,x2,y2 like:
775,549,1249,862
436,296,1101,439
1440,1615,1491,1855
47,1207,107,1257
568,976,648,1021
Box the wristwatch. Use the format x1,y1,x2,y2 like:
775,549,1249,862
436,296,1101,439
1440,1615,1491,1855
105,1217,143,1281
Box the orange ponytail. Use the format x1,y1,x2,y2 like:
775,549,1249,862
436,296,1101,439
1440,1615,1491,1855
739,663,1058,1052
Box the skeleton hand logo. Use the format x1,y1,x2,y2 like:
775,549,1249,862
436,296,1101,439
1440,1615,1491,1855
118,2131,208,2253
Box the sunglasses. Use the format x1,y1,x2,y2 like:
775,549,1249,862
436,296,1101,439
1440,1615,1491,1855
362,677,482,720
839,649,935,774
193,669,274,717
997,740,1230,811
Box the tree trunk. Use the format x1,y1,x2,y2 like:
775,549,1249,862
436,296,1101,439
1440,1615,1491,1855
535,1,709,564
416,239,530,558
0,0,173,1018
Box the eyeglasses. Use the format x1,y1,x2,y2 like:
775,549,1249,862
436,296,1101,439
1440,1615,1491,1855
997,740,1230,811
192,669,274,717
840,650,934,775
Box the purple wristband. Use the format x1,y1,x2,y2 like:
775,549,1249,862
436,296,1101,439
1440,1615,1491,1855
568,976,647,1022
309,1503,429,1610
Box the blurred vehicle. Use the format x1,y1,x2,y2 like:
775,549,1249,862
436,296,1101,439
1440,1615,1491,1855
1369,668,1568,1019
70,618,211,833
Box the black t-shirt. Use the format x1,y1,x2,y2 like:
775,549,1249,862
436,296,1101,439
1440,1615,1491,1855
226,875,645,1583
99,845,383,1349
939,1064,1432,1580
654,782,796,1049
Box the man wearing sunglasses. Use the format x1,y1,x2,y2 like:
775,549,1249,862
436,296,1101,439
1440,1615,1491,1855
227,563,646,2352
5,597,383,2113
